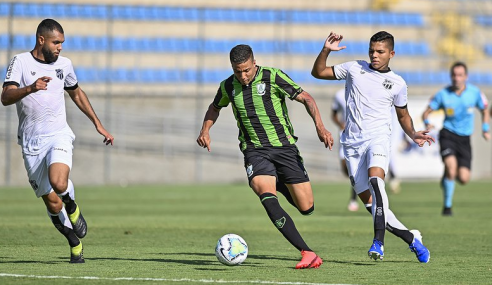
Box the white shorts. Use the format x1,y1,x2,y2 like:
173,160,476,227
343,136,390,194
22,134,74,198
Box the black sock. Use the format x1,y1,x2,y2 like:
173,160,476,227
350,188,357,200
369,178,385,243
365,205,414,245
61,194,77,215
276,181,297,209
50,214,80,247
260,192,311,252
386,224,414,245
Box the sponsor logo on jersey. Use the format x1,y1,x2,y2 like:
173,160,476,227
5,56,16,80
30,71,36,76
382,79,394,90
360,68,366,74
55,69,64,80
256,81,266,95
373,153,386,157
53,147,68,153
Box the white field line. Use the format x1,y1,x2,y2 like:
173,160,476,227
0,273,356,285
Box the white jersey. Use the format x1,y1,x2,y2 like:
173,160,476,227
331,88,346,125
4,52,78,154
333,60,407,145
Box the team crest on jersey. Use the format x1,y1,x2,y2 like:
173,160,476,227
257,81,266,95
382,79,394,90
55,69,64,80
246,163,253,177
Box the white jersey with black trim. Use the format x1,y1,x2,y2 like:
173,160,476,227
333,60,407,145
3,52,78,153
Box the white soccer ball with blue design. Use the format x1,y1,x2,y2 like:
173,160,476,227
215,234,248,266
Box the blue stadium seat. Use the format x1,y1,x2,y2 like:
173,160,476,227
0,3,10,16
0,34,9,49
12,35,29,50
13,3,36,17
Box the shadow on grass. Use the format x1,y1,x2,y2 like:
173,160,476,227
330,260,414,265
165,252,298,262
0,259,62,265
81,256,262,268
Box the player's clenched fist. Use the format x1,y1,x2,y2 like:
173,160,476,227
196,132,211,152
31,76,52,92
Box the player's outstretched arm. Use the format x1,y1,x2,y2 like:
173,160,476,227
1,76,52,106
397,106,435,147
67,87,114,145
421,106,435,130
294,91,334,150
197,103,221,152
311,32,346,80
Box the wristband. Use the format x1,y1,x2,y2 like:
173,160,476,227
483,122,490,133
423,119,429,125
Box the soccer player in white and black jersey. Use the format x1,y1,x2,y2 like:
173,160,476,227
1,19,114,263
312,31,434,263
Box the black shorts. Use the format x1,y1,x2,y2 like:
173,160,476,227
439,128,472,169
243,145,310,185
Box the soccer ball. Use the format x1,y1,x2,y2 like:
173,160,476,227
215,234,248,266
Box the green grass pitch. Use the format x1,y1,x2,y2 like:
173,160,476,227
1,181,491,285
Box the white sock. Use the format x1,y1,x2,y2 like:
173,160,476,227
47,206,73,229
59,179,75,200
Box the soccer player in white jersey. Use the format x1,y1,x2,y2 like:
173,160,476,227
311,31,434,263
332,88,359,211
1,19,114,263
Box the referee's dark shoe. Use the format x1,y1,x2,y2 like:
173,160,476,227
442,207,453,216
68,204,87,238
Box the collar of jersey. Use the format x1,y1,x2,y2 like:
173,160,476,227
369,64,391,73
234,65,261,86
30,51,56,65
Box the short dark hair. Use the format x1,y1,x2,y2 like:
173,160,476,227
450,61,468,75
230,44,254,64
370,31,394,51
36,19,64,37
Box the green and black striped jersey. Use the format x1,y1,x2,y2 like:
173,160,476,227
213,66,303,151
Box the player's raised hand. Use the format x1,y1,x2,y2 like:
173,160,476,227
324,32,347,52
96,126,114,145
412,130,435,147
197,131,212,152
31,76,52,92
317,127,334,150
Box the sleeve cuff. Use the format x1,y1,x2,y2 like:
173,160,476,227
64,83,79,91
3,81,19,88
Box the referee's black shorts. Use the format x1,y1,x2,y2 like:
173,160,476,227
439,128,472,169
243,145,309,185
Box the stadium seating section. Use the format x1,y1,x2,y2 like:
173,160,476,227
1,2,492,85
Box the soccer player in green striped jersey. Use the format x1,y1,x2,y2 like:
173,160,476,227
197,44,333,269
